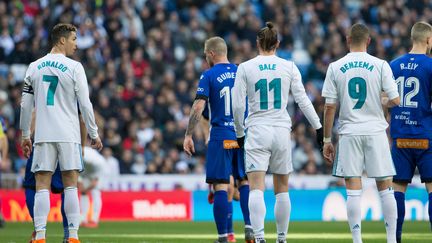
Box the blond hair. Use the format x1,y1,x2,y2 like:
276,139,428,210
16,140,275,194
411,22,432,43
204,37,227,56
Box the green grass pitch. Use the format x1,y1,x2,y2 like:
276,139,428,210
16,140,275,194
0,221,430,242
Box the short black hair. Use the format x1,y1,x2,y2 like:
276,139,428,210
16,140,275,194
50,23,77,46
348,23,369,45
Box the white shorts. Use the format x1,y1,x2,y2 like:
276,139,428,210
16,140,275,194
333,132,396,178
245,125,292,174
31,142,83,172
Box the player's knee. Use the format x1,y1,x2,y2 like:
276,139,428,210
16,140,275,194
238,179,249,187
35,172,53,190
375,177,393,191
214,183,229,191
61,170,79,187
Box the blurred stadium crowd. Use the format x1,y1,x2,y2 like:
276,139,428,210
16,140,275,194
0,0,428,177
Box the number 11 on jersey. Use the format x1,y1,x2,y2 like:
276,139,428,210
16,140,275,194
255,78,281,110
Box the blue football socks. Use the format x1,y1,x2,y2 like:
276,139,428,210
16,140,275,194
239,185,251,226
394,191,405,241
214,190,229,237
227,201,233,234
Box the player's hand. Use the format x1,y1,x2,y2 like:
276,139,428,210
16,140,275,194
91,137,103,151
316,127,324,152
21,138,32,158
323,142,335,165
237,136,245,149
183,135,195,156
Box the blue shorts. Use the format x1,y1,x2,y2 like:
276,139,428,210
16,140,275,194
205,140,247,184
23,150,64,193
392,139,432,183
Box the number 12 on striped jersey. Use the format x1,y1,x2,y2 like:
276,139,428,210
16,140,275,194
396,76,419,108
255,78,281,110
43,75,59,106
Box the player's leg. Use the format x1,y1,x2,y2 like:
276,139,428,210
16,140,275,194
273,174,290,243
232,147,253,242
393,182,408,243
23,150,36,241
214,183,230,243
238,179,253,242
78,179,90,226
391,140,415,243
24,151,36,220
376,178,397,243
365,133,397,243
34,172,53,241
268,126,293,243
208,184,215,204
51,164,69,241
25,188,36,242
247,171,266,243
91,188,102,225
416,143,432,231
227,176,235,242
244,125,272,243
59,143,84,242
345,178,363,243
426,182,432,230
60,192,69,242
206,140,232,243
335,135,364,243
25,188,36,219
62,170,81,241
32,143,57,241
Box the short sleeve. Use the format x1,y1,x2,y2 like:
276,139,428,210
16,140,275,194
381,61,399,100
322,63,338,99
196,71,210,100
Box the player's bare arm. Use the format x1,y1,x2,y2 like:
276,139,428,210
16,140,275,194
200,115,210,146
381,92,400,108
386,96,400,108
323,102,337,164
183,99,206,156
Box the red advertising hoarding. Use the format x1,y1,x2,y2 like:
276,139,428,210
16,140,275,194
0,190,192,222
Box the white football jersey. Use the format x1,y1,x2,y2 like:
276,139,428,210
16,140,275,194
20,53,98,143
322,52,399,135
232,55,321,137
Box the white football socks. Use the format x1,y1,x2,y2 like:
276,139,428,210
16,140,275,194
275,192,291,241
34,189,50,240
80,194,90,223
64,187,80,239
346,189,363,243
379,188,397,243
249,189,266,241
91,189,102,223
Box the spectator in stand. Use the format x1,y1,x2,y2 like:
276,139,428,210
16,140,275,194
0,0,428,177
